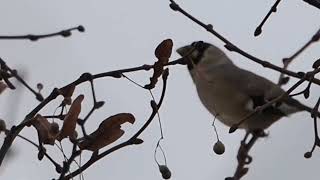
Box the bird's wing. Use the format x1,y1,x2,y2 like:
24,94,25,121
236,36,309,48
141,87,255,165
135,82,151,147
211,65,302,115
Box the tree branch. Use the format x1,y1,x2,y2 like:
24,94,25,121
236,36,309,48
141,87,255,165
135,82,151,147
168,0,320,85
0,57,182,168
62,69,169,180
254,0,282,36
0,25,84,41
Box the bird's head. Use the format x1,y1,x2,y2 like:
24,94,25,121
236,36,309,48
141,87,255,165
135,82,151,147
176,41,232,70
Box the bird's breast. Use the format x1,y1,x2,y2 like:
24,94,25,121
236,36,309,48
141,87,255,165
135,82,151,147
192,70,250,127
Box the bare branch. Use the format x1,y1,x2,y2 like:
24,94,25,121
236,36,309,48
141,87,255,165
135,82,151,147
168,0,320,85
0,55,181,168
0,25,84,41
63,69,169,180
254,0,283,36
278,28,320,85
303,0,320,9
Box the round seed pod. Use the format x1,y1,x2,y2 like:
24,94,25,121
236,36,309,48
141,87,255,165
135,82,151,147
213,140,225,155
159,165,171,179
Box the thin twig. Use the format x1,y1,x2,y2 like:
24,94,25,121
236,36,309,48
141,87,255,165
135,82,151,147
0,58,44,101
0,25,84,41
168,0,320,85
254,0,282,36
230,68,320,133
226,132,261,180
58,144,81,180
0,58,182,167
278,28,320,85
63,69,169,180
122,73,167,166
4,130,62,172
304,97,320,158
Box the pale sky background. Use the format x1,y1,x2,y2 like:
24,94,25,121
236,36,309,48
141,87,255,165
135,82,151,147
0,1,320,180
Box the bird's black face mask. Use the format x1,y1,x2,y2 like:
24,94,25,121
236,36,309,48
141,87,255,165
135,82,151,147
187,41,211,70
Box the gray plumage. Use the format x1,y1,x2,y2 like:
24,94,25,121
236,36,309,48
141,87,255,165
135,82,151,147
177,41,313,131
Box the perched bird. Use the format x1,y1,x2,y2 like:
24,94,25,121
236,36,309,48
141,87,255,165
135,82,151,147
176,41,315,131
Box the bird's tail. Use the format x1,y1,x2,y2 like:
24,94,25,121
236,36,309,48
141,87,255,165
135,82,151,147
286,97,320,118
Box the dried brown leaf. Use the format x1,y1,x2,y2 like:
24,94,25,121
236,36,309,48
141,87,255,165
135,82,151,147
30,114,59,145
59,84,75,98
57,94,84,141
78,113,135,151
155,39,173,62
145,39,173,89
59,84,76,105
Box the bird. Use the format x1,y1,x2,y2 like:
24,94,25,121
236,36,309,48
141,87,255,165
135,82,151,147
176,41,315,132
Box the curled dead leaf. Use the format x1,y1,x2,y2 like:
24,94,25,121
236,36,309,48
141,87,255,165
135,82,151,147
30,114,59,145
57,94,84,141
69,130,78,144
145,39,173,89
78,113,135,151
155,39,173,63
58,84,76,105
50,122,60,135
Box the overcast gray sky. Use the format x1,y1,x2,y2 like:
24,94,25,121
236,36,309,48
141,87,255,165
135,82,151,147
0,0,320,180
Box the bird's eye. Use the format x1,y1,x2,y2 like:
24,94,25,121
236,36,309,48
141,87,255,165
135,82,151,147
192,41,210,54
192,41,209,52
191,42,197,47
191,41,204,49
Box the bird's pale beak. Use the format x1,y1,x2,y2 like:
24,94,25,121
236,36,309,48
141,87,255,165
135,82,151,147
176,45,195,69
176,45,192,57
